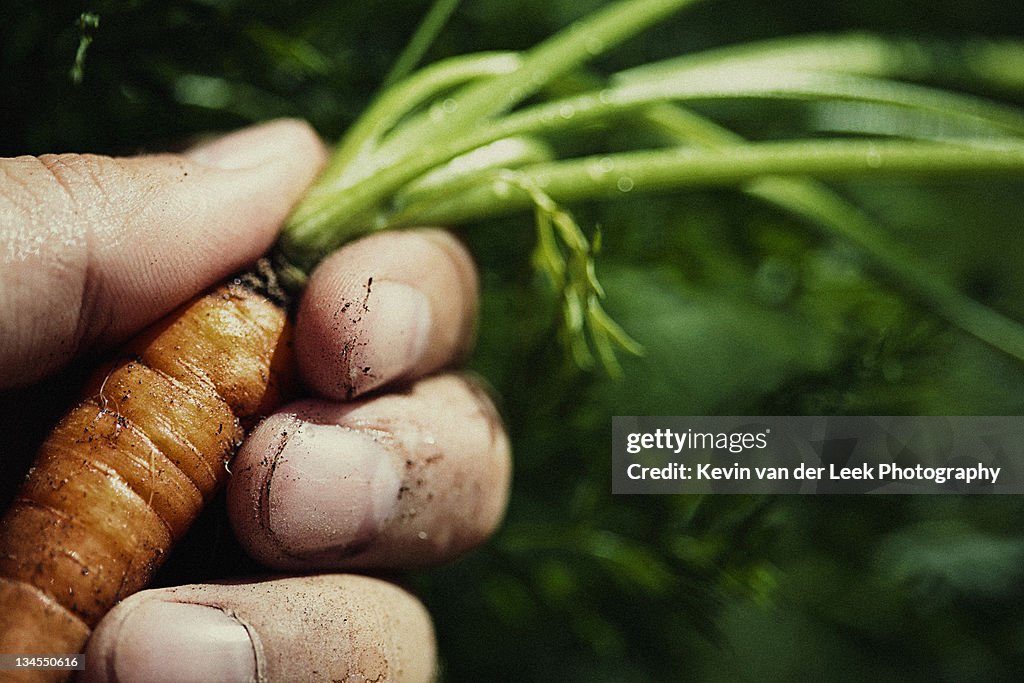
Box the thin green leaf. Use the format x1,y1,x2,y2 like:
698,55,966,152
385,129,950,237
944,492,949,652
617,33,1024,95
381,0,464,89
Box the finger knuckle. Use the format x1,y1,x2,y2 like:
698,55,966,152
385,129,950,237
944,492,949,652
35,153,115,206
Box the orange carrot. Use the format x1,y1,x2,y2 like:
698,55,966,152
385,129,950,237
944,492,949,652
0,277,293,680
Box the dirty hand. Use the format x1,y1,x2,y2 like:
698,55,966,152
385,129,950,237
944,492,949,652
0,119,511,682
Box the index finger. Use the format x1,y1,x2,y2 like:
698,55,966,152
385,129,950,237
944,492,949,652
295,228,478,400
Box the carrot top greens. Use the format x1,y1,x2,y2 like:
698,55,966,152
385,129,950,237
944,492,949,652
275,0,1024,372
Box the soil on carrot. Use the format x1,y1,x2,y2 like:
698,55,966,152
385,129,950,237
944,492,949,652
232,258,291,309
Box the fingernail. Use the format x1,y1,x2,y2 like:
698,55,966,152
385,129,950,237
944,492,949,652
111,602,256,682
264,422,402,559
354,280,432,392
184,118,311,170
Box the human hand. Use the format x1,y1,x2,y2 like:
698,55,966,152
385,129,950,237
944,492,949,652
0,119,511,682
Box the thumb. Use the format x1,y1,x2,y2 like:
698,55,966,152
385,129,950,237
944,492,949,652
82,575,436,683
0,119,326,389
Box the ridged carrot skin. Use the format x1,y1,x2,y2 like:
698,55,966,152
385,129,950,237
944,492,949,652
0,280,293,681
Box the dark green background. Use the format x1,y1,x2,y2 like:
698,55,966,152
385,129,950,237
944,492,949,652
4,1,1024,680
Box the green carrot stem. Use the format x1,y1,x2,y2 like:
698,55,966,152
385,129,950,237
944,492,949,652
554,94,1024,365
273,0,1024,368
311,52,523,191
283,61,1024,279
279,0,704,276
377,0,702,156
380,0,464,89
617,33,1024,94
385,140,1024,225
609,66,1024,135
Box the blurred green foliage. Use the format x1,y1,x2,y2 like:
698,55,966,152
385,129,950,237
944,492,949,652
4,1,1024,680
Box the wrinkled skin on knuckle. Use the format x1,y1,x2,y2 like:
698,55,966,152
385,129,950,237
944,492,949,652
1,154,105,388
0,153,165,388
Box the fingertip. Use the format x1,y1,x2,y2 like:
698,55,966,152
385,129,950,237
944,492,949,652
229,373,511,571
185,118,327,173
168,118,328,262
83,596,257,683
98,123,326,344
227,412,404,568
85,578,435,683
296,230,479,400
297,275,434,400
417,228,480,319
